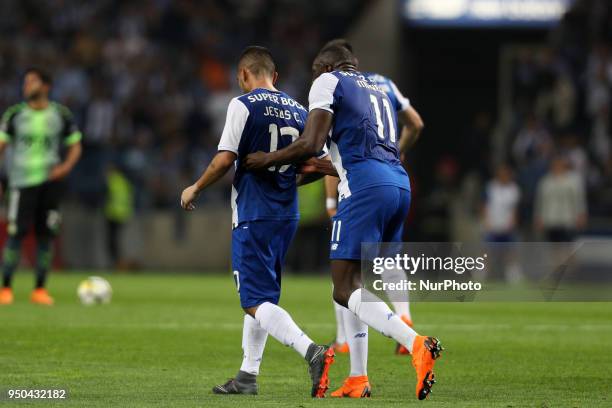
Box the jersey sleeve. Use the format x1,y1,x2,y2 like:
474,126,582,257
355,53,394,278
308,73,339,113
60,106,82,146
218,98,249,155
389,80,411,112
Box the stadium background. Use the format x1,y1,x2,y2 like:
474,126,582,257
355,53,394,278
2,1,612,407
0,0,610,271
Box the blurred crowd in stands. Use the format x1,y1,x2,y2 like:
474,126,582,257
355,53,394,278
476,0,612,242
0,0,367,214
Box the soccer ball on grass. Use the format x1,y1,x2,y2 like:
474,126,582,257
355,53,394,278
77,276,112,305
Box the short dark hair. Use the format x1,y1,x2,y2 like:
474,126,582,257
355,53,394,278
238,46,276,78
24,67,52,85
321,38,354,54
314,43,356,69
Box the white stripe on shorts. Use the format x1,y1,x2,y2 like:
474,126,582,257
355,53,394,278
7,189,20,222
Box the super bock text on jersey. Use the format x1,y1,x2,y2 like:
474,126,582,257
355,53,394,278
308,71,411,260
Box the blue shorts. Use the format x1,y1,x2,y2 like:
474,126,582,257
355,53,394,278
330,186,411,260
232,219,298,308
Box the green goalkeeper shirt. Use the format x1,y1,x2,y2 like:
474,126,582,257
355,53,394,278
0,102,82,188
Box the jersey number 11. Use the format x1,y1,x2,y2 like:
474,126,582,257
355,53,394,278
370,94,396,143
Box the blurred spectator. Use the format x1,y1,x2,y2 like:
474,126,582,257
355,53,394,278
481,165,523,283
512,114,552,166
549,71,576,129
84,80,115,145
558,134,588,180
482,164,520,242
512,114,553,223
534,156,587,241
586,44,611,120
104,165,134,268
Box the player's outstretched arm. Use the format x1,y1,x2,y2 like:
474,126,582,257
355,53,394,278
397,105,424,154
244,109,332,170
181,151,237,211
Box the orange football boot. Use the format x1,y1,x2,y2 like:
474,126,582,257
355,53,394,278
0,287,13,305
395,315,414,355
411,335,443,400
333,341,350,354
31,288,54,305
331,375,371,398
311,346,335,398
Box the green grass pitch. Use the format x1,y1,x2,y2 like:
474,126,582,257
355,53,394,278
1,272,611,407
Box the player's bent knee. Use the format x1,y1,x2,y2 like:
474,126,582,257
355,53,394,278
332,289,350,308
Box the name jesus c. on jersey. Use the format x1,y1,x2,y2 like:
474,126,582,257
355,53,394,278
308,71,410,202
218,88,310,228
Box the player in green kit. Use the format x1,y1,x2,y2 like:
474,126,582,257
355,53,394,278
0,68,82,305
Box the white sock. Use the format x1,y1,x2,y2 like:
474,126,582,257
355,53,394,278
347,289,418,352
382,267,411,319
333,301,347,344
239,314,268,375
254,302,313,358
392,300,411,320
342,306,368,376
